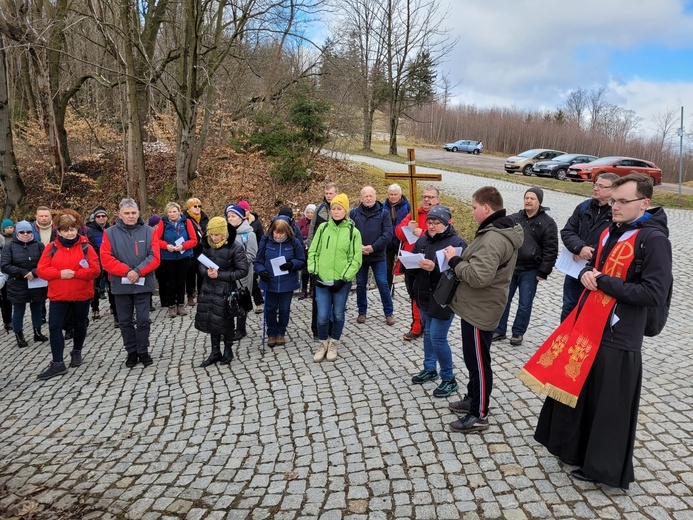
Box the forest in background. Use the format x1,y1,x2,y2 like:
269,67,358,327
0,0,690,221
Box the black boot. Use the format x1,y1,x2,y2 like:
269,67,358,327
220,339,234,364
15,332,28,348
200,335,222,367
34,328,48,342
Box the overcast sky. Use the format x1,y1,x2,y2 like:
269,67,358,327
437,0,693,135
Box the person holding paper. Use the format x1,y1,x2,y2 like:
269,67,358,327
101,198,161,369
307,193,362,362
405,206,467,399
254,217,305,347
154,202,198,318
395,187,441,341
195,217,248,367
1,220,48,349
36,212,101,380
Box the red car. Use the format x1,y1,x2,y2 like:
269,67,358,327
567,156,662,185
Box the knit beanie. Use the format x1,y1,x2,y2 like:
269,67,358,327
427,205,452,224
1,219,13,232
186,198,201,210
525,187,544,204
15,220,32,235
206,216,228,235
278,206,294,218
305,204,316,215
238,200,251,212
148,215,161,227
225,204,246,220
330,193,349,212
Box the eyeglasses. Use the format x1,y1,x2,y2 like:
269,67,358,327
17,231,32,235
593,183,613,190
608,198,646,207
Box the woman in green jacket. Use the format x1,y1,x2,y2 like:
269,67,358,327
307,193,362,362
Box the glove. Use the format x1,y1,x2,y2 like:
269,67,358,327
259,270,270,282
279,261,293,272
330,279,346,293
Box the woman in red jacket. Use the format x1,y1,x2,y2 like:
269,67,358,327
36,212,101,380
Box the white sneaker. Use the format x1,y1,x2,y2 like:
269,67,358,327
314,340,329,362
326,339,338,361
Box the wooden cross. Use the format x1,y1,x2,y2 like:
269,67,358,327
384,148,441,218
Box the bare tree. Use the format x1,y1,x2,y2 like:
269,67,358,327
0,33,24,217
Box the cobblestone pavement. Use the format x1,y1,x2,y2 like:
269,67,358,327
1,161,692,519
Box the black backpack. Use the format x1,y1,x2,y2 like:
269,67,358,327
633,228,672,337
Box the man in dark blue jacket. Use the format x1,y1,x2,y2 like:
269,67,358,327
350,186,394,325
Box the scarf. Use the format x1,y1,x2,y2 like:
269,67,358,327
517,227,640,407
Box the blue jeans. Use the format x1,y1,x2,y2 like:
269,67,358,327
561,275,585,322
48,300,91,362
265,291,292,336
315,282,351,340
12,301,43,332
356,260,394,316
420,309,455,380
495,269,539,336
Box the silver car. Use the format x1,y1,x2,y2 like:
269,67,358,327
443,140,483,154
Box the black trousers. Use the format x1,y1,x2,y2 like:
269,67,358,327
460,318,493,419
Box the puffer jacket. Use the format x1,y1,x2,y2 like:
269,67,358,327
448,210,524,331
307,218,362,282
409,225,467,315
255,228,306,293
36,236,101,301
0,236,47,303
195,229,249,336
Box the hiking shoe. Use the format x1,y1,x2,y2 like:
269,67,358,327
37,361,67,381
492,333,506,342
125,352,138,368
411,369,438,384
403,331,422,341
139,353,154,367
275,335,286,346
356,314,366,324
510,334,523,346
433,378,459,398
267,336,277,347
386,315,395,326
254,304,264,314
69,350,83,368
449,395,472,414
450,413,490,433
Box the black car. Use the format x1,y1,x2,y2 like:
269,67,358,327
532,153,599,181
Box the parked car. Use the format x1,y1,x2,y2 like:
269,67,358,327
504,149,566,176
443,140,483,154
567,156,663,185
533,153,599,181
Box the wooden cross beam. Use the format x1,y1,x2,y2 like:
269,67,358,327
384,148,442,219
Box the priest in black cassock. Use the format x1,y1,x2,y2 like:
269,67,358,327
531,173,672,489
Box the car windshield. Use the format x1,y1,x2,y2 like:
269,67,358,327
552,154,579,162
518,149,543,158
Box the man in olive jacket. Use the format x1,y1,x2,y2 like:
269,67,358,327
443,186,523,433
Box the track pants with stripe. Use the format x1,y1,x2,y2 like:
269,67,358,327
461,318,493,419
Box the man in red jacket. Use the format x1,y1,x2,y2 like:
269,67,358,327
395,187,441,340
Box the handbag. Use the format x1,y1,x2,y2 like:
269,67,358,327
433,269,459,307
226,280,253,318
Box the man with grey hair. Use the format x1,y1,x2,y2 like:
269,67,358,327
383,183,410,288
101,199,161,368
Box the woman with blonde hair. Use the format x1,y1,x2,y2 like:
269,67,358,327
154,202,198,317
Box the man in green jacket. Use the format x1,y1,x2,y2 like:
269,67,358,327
443,186,523,433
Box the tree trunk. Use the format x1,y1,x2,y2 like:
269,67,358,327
0,35,25,218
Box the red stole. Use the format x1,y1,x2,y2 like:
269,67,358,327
517,228,640,407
